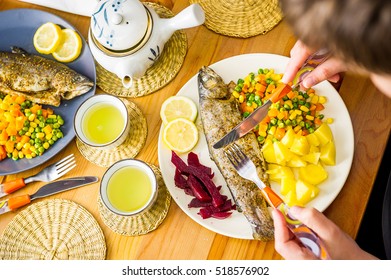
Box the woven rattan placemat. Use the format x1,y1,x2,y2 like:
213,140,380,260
0,199,106,260
76,98,147,167
98,165,171,236
190,0,283,37
95,2,187,97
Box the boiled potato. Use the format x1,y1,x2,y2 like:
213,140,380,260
290,135,310,156
296,179,320,205
320,140,336,165
273,141,293,165
298,163,328,185
313,122,333,146
281,128,296,148
280,176,296,196
301,152,321,164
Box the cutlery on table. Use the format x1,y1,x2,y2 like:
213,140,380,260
0,154,76,198
0,176,99,214
213,49,329,149
224,143,329,259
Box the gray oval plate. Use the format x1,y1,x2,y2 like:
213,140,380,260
0,8,96,175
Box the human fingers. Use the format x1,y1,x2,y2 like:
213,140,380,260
281,41,313,84
301,58,347,88
272,208,318,260
289,206,336,241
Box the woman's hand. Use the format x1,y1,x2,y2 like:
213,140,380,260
282,41,347,88
272,206,378,260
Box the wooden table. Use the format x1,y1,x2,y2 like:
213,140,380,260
0,0,390,260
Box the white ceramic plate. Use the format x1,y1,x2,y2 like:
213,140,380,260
158,53,354,239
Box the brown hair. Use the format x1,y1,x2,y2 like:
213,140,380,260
279,0,391,74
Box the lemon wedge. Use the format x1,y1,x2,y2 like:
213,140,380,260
52,29,82,63
33,22,62,54
160,96,198,125
163,118,199,153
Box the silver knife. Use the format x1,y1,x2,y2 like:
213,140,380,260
213,84,292,149
0,176,98,214
212,50,330,149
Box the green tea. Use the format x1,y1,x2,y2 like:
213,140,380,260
107,166,153,213
82,103,125,144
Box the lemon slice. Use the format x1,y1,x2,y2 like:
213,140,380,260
160,96,198,125
33,22,62,54
52,29,82,63
163,118,199,153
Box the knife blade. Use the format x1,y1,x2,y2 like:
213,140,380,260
213,84,292,149
0,176,98,214
212,50,330,149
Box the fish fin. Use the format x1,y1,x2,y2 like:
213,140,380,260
10,46,28,55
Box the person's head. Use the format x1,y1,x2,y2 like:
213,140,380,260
279,0,391,97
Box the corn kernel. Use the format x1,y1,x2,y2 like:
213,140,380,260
18,151,24,159
23,143,31,150
319,96,327,104
305,115,315,120
26,154,33,159
43,142,50,149
295,109,302,115
16,142,23,150
239,95,244,103
326,118,334,124
268,126,276,135
30,122,37,128
36,132,45,139
300,105,310,112
232,91,240,98
311,95,319,104
28,113,36,122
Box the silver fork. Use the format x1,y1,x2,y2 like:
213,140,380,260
225,143,329,259
0,154,76,198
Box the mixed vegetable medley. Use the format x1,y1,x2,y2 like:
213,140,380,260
231,68,332,144
0,94,64,161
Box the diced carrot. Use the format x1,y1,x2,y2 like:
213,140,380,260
0,130,8,142
314,118,323,126
287,91,296,99
275,127,286,141
5,140,14,153
268,108,279,117
14,95,25,104
30,104,41,114
0,146,6,160
315,103,325,111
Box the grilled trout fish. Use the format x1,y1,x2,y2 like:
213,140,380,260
0,47,93,106
198,66,274,241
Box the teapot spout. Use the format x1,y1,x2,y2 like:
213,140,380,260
165,4,205,31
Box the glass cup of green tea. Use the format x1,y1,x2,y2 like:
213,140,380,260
100,159,158,216
74,94,130,149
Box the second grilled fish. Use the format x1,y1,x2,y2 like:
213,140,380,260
198,66,274,241
0,47,94,107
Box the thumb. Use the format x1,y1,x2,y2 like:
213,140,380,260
289,206,333,240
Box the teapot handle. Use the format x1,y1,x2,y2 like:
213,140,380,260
167,4,205,30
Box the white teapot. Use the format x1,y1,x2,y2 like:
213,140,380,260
89,0,205,88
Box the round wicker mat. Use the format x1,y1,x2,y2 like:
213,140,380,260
0,199,106,260
189,0,283,37
96,2,188,97
76,98,147,167
98,165,171,236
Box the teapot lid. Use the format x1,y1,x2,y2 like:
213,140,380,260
91,0,151,51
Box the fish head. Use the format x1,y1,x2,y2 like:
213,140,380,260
197,66,230,100
58,71,94,100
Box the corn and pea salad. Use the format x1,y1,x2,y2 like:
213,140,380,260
231,68,333,143
0,94,64,161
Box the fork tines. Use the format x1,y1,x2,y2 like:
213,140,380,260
224,143,246,168
56,154,76,176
